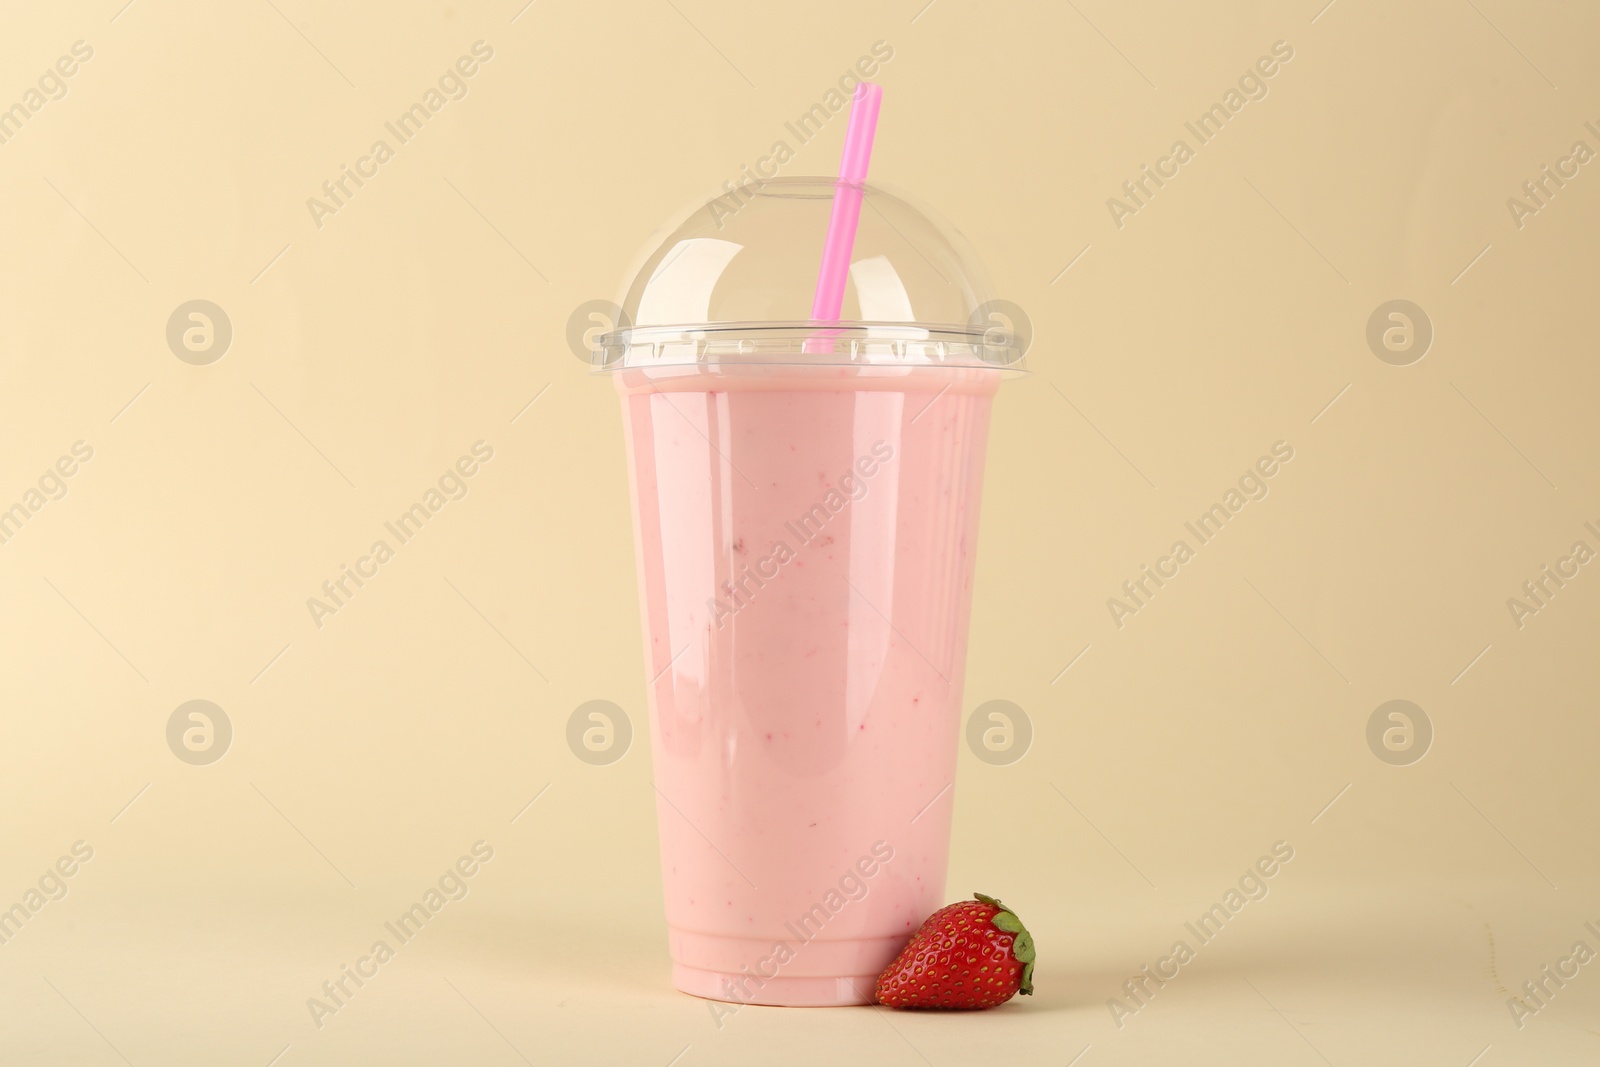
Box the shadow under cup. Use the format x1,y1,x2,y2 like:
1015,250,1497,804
616,362,999,1006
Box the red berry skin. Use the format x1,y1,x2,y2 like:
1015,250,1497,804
875,897,1031,1009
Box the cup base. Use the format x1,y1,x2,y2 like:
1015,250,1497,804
672,963,879,1007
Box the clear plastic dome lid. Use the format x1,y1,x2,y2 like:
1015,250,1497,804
593,177,1026,371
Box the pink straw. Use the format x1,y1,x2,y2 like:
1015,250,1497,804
810,82,882,324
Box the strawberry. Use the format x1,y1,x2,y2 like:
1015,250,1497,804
875,892,1035,1009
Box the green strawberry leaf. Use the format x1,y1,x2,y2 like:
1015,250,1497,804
1012,930,1036,963
974,892,1003,908
1020,960,1034,995
992,911,1025,933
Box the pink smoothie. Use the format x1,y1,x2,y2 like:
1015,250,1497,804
617,362,999,1006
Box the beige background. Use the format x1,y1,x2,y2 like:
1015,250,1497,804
2,0,1598,1063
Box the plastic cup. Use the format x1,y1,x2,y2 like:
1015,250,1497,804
596,178,1023,1006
